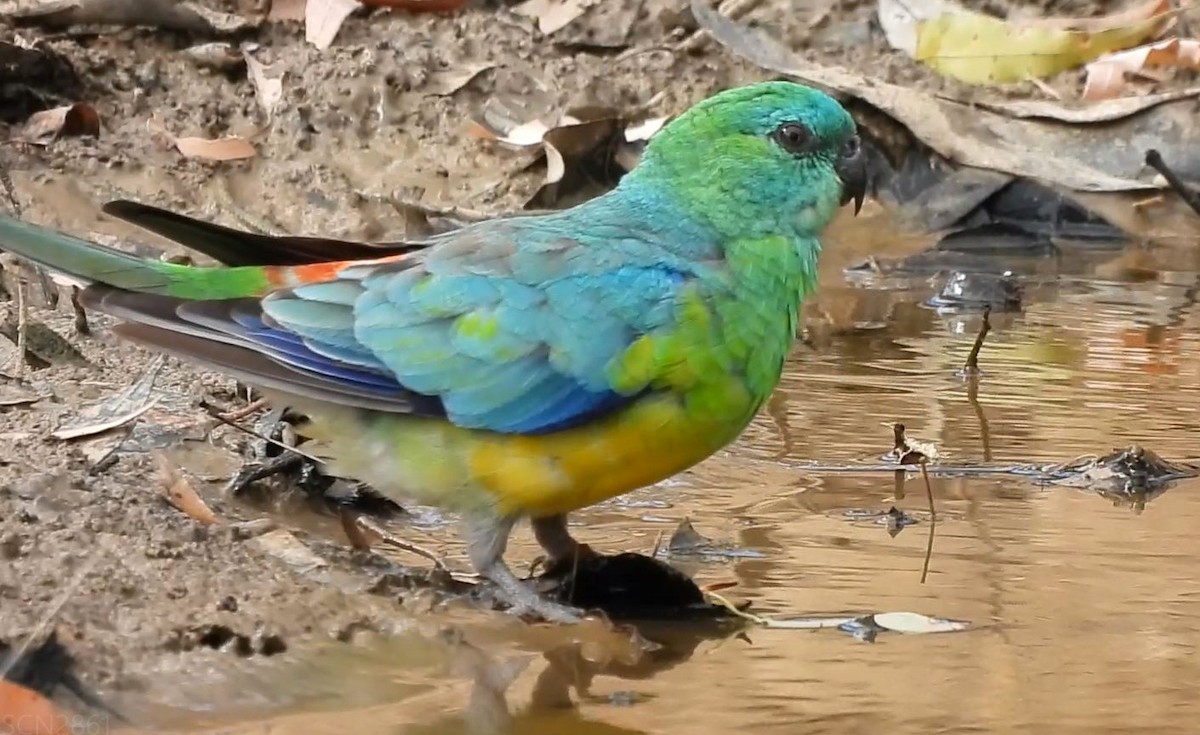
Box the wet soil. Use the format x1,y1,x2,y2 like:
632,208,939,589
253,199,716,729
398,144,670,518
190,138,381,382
2,0,1200,730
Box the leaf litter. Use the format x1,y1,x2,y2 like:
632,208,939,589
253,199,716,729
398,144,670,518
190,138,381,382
147,116,257,161
267,0,305,21
878,0,1176,84
691,0,1200,192
513,0,593,35
425,62,496,96
306,0,361,50
154,451,219,525
14,102,99,146
243,46,285,121
3,0,256,34
50,355,164,440
1084,37,1200,99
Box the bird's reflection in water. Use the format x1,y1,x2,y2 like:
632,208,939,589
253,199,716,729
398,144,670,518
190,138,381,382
405,619,749,735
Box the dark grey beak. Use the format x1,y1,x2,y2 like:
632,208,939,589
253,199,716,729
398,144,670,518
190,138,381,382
835,135,867,215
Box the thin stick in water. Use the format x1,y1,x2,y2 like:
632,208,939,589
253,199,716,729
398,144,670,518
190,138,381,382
963,305,991,376
1145,149,1200,219
919,459,937,583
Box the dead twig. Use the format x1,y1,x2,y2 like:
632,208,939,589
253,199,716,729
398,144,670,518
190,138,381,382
967,378,992,462
0,158,20,216
962,305,991,377
892,422,909,456
919,459,937,584
217,396,269,422
70,287,89,335
339,508,373,552
649,528,665,558
1146,149,1200,220
201,401,321,463
13,273,27,379
354,515,450,573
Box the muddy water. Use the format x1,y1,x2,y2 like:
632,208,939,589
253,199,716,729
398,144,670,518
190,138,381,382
81,203,1195,735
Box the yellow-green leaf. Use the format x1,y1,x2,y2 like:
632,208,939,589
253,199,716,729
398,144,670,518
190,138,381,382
915,5,1173,84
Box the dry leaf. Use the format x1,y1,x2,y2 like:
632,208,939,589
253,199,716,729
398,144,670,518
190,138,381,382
475,118,551,146
306,0,360,49
181,41,244,71
878,0,1175,84
268,0,305,20
514,0,590,34
425,62,494,96
4,0,255,34
542,118,616,184
251,529,327,572
360,0,468,8
0,680,71,735
243,47,284,119
0,381,41,407
972,87,1200,122
15,102,100,145
146,117,257,160
624,116,666,142
51,357,163,439
1084,38,1200,100
154,451,218,524
173,134,256,160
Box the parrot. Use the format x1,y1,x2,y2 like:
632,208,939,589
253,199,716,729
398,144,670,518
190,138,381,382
0,80,867,623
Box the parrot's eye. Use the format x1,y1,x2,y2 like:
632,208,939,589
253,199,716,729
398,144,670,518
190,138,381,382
771,122,813,156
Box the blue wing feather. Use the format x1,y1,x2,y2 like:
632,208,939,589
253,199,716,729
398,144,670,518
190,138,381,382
225,207,709,434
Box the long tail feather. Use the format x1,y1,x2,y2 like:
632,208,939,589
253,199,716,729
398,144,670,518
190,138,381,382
102,201,426,266
0,213,272,300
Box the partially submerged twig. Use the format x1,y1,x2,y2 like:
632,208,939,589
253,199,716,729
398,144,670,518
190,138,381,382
649,528,665,558
919,460,937,524
355,515,451,574
1146,149,1200,220
892,422,909,456
201,401,320,463
918,459,937,584
967,378,992,462
962,305,991,377
217,396,269,422
339,509,372,552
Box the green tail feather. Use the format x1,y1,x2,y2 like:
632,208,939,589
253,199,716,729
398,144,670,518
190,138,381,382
0,214,270,300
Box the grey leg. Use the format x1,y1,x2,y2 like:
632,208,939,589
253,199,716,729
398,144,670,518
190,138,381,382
530,514,597,567
465,514,583,624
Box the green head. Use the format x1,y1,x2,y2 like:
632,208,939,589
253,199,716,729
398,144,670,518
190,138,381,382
624,81,865,240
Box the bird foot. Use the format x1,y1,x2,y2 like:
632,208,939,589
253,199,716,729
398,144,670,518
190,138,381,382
478,557,586,624
542,543,602,576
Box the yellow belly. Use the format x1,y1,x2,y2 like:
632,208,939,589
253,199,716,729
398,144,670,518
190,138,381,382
292,383,756,518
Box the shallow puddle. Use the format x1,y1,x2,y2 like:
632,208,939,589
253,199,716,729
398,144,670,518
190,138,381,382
52,203,1189,735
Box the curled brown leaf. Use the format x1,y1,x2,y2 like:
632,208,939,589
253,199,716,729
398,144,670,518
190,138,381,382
16,103,100,145
154,451,219,525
